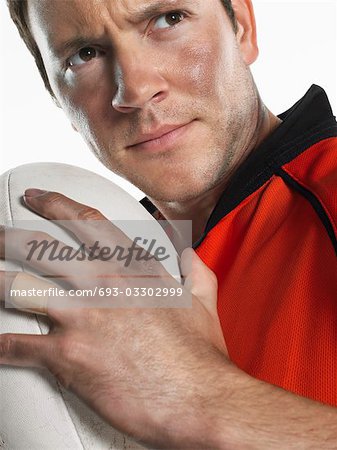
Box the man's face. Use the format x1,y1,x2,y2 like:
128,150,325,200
28,0,258,202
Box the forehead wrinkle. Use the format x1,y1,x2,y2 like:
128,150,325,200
57,0,113,37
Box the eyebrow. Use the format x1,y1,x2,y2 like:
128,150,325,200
53,0,196,58
128,0,195,23
54,37,93,58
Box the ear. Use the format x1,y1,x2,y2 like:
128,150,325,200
231,0,259,65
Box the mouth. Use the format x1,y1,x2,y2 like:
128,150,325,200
126,121,195,152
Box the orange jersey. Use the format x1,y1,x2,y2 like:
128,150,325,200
195,85,337,406
142,85,337,406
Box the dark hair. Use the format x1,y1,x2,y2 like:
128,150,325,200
7,0,237,99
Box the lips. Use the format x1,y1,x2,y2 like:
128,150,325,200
127,122,192,150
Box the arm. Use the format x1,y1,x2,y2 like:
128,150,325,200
1,190,336,449
168,362,337,449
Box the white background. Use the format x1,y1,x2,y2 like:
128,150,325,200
1,0,336,200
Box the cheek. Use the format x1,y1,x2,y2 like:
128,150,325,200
52,61,116,131
59,94,93,137
52,86,112,166
54,87,118,160
171,33,238,105
173,40,218,95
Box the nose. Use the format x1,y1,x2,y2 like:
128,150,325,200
111,46,169,113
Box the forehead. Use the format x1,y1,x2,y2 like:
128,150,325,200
27,0,205,55
27,0,225,64
28,0,201,30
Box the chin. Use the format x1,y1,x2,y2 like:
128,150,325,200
122,154,224,203
145,181,211,203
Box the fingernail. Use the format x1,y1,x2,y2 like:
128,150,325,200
24,188,48,198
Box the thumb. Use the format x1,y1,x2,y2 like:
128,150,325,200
180,247,218,314
180,248,228,356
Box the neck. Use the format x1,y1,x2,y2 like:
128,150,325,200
149,106,282,247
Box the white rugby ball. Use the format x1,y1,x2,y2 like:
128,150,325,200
0,163,180,450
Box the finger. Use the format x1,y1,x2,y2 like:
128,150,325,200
2,227,96,288
2,271,72,317
23,190,131,251
0,333,54,368
1,270,112,325
0,271,18,302
23,191,171,279
181,248,218,309
180,249,228,354
6,272,57,315
23,191,178,284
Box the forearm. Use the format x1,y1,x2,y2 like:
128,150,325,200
152,359,337,450
216,366,337,449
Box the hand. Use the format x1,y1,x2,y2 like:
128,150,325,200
0,189,228,448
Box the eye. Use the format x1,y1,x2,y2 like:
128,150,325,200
153,11,186,30
68,47,98,67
